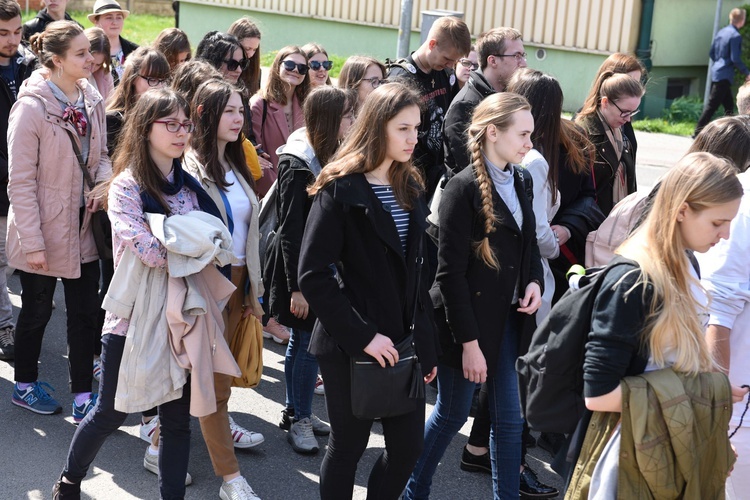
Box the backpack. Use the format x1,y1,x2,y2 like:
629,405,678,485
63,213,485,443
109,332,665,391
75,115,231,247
515,259,636,434
258,178,278,268
585,190,650,267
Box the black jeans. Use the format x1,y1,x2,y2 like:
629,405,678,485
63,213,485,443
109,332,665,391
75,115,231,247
318,351,425,500
695,79,735,135
14,261,100,393
63,333,192,500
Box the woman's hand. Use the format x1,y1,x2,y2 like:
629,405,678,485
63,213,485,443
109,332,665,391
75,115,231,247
550,224,570,246
518,281,542,315
424,366,437,384
731,384,749,404
26,250,48,272
462,340,487,383
290,291,309,319
363,333,399,368
86,195,101,213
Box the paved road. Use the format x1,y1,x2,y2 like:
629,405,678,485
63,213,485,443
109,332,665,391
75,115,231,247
0,131,691,500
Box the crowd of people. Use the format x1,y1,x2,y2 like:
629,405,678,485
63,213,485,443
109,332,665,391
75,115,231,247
2,0,750,499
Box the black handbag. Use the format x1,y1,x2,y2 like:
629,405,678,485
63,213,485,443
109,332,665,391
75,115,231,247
349,237,425,419
65,129,112,260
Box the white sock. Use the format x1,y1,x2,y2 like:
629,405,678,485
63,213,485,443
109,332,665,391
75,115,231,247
147,446,159,456
227,476,244,485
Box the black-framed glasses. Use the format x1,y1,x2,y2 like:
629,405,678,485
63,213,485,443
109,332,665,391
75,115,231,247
309,60,333,71
281,60,309,75
223,58,249,71
153,120,195,133
138,75,169,87
361,77,387,89
493,52,527,63
459,58,479,70
609,99,640,119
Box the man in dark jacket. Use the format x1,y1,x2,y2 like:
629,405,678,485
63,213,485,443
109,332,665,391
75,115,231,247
443,27,527,176
387,16,471,198
22,0,80,41
0,0,37,360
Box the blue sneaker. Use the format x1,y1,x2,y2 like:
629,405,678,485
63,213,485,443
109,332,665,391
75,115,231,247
72,393,98,424
12,381,62,415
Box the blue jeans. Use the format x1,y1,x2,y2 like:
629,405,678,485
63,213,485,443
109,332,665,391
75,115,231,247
284,327,318,420
405,312,523,500
63,334,192,500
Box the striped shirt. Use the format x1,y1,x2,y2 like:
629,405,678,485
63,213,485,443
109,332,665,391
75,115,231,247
371,184,410,255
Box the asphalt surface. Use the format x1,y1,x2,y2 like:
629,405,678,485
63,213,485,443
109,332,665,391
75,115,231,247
0,130,691,500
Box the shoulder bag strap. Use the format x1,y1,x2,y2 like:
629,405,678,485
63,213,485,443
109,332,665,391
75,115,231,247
64,128,95,190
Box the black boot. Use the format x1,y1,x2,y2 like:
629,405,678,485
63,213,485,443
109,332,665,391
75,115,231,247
459,445,491,474
52,476,81,500
519,463,558,499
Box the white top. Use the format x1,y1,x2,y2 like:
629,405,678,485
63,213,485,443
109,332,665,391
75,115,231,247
224,169,252,264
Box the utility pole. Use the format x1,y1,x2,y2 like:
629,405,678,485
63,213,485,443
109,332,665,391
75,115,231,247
396,0,413,59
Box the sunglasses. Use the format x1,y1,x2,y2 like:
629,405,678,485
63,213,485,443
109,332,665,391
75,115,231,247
138,75,169,87
281,60,309,75
153,120,195,133
309,60,333,71
459,58,479,71
223,58,249,71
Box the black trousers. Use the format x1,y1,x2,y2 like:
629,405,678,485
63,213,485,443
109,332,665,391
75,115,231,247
695,79,735,135
63,333,192,500
14,261,100,393
318,351,426,500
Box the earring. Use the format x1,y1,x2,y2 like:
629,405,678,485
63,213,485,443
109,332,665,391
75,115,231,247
57,65,63,79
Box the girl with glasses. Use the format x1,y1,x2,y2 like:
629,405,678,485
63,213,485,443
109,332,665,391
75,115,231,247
298,81,439,500
183,79,263,500
267,86,356,455
303,42,332,87
8,19,109,426
338,55,386,112
250,45,310,198
228,17,262,97
454,44,478,90
54,87,228,500
575,71,645,215
195,31,247,87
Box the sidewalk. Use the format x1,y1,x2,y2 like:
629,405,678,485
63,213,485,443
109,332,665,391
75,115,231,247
634,130,693,191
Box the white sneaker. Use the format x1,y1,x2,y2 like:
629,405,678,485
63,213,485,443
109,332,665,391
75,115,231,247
140,415,159,444
219,476,261,500
287,417,319,454
142,447,192,486
229,416,265,449
310,414,331,436
314,375,325,395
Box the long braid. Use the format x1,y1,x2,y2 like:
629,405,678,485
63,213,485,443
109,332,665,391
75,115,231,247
469,133,500,271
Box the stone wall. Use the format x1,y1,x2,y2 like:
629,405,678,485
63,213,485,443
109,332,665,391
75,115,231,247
67,0,174,16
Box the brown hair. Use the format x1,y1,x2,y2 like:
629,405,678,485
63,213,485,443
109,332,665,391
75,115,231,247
302,42,332,86
109,88,191,214
153,28,191,72
0,0,20,21
303,86,357,167
429,16,472,56
595,52,646,82
29,20,84,69
107,46,171,115
171,59,223,106
338,55,385,104
576,71,645,119
467,92,531,270
688,115,750,173
309,82,423,209
190,79,254,191
475,27,522,70
227,17,262,96
85,27,111,74
261,45,310,106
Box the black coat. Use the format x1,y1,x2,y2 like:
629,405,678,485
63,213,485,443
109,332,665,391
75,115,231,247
0,45,37,216
434,166,544,376
443,70,496,177
112,37,139,87
265,153,316,331
298,173,439,376
22,10,80,41
577,114,637,215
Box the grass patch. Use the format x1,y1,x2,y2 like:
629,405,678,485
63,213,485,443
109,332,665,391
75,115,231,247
631,119,695,137
261,51,348,79
22,11,173,47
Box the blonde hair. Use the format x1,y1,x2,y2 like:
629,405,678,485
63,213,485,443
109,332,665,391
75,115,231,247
466,92,531,270
617,152,742,374
731,8,746,25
